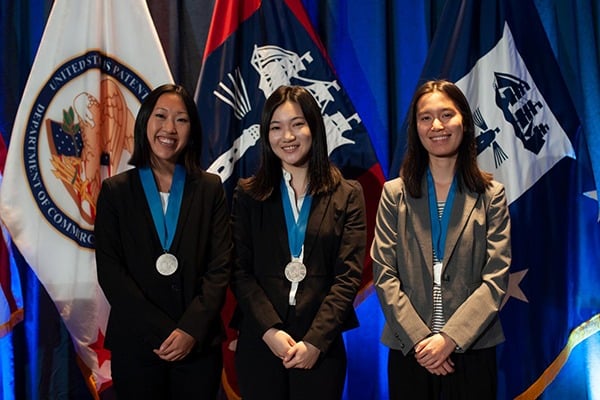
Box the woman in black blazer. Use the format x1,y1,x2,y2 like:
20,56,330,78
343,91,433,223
95,84,232,399
231,85,366,400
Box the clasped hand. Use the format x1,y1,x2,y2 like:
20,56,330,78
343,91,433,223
414,332,456,375
153,328,196,362
262,328,320,369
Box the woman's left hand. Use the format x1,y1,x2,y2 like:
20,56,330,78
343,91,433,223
282,341,321,369
414,332,456,372
153,328,196,361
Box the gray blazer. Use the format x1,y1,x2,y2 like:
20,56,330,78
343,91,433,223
371,176,511,355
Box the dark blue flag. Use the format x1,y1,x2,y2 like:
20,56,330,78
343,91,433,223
195,0,385,397
390,0,600,398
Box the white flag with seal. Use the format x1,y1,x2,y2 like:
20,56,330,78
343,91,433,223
456,23,575,205
0,0,173,393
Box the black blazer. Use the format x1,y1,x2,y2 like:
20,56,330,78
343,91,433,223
231,178,366,353
95,168,232,352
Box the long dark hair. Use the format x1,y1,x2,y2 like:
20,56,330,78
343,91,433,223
242,85,341,200
400,79,492,197
129,83,202,173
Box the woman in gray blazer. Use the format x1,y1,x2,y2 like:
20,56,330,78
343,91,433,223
95,84,232,399
231,85,366,400
371,80,511,399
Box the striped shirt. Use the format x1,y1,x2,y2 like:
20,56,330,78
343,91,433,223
431,200,446,333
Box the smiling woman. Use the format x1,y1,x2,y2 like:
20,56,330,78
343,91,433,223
94,83,233,399
268,100,313,194
416,91,464,164
145,92,192,191
371,79,511,400
230,85,367,399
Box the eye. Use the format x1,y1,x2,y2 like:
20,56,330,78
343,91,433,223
154,112,166,119
177,117,189,123
419,115,431,122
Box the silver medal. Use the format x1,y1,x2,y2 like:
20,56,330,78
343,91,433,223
284,260,307,283
156,253,178,276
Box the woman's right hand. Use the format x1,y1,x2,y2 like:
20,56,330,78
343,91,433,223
262,328,297,359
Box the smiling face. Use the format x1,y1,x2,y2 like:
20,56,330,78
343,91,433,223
416,90,464,162
268,100,312,171
146,93,191,169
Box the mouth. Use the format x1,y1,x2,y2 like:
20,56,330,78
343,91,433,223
282,144,299,152
430,134,450,142
157,136,176,146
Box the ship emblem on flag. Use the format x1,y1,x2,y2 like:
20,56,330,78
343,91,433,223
457,23,575,205
208,44,360,184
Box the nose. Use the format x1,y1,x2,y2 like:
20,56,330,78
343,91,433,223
283,127,295,140
431,117,443,131
164,117,176,132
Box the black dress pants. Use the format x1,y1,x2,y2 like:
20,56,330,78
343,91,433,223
388,346,498,400
235,330,347,400
111,342,222,400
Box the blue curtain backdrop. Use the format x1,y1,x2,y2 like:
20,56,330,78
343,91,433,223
1,1,599,399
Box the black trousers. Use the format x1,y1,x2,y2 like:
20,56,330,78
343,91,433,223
235,330,347,400
387,346,498,400
110,343,222,400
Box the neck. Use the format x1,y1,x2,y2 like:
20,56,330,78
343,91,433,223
284,165,309,199
429,158,456,202
428,157,456,184
152,162,177,193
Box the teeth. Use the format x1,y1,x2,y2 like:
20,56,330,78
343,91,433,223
158,137,175,145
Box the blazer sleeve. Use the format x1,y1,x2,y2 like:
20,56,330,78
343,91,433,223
441,182,511,350
303,180,366,353
230,185,284,334
371,179,432,354
176,174,233,345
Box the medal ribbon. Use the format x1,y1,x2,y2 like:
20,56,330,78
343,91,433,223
139,165,186,253
280,179,312,305
427,168,457,266
280,179,312,259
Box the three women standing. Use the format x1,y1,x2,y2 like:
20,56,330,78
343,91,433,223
95,79,509,400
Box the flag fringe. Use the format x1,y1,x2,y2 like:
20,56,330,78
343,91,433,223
516,313,600,399
0,307,23,338
220,367,241,400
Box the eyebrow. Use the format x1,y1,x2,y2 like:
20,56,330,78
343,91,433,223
270,115,305,124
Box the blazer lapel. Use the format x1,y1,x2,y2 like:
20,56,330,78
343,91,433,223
406,192,434,276
171,174,193,251
271,189,293,262
302,191,331,262
444,189,478,265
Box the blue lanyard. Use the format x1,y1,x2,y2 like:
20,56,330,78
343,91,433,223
280,179,312,258
427,169,457,260
139,165,186,252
